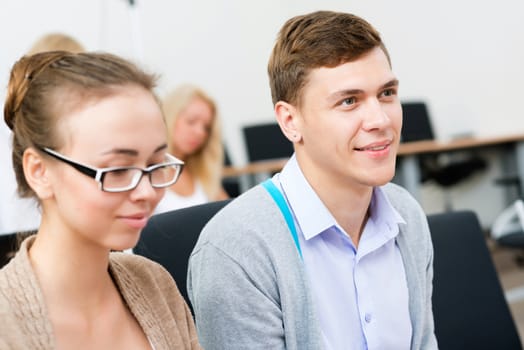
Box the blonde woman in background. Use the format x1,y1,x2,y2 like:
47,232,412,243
27,32,85,55
155,84,228,214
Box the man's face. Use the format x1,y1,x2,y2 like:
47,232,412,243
293,47,402,190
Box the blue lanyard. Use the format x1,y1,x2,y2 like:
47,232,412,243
262,179,303,260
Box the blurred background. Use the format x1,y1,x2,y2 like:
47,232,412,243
1,0,523,228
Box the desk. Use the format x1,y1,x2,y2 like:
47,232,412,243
223,133,524,199
223,158,288,193
396,134,524,200
222,158,288,178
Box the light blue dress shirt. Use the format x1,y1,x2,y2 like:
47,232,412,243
276,155,412,350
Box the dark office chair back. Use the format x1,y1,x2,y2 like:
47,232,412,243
134,199,232,311
224,146,233,166
400,101,487,190
0,233,18,268
401,102,435,142
222,146,241,197
242,122,294,162
428,210,522,350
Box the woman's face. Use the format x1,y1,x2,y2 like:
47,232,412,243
44,85,168,251
170,96,214,159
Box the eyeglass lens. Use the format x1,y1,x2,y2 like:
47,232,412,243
102,165,179,191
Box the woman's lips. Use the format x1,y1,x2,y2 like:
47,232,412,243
119,214,149,229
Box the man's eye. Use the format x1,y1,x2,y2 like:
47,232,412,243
341,97,356,106
382,89,396,97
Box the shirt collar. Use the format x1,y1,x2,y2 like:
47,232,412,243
365,186,406,244
278,154,335,240
277,154,406,241
370,185,406,227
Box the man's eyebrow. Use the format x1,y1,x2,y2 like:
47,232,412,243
381,79,399,89
326,78,400,105
327,89,364,103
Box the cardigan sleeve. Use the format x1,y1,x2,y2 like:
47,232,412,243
188,241,286,350
384,183,438,349
421,216,438,349
110,254,201,350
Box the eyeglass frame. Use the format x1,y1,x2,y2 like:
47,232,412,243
39,147,184,193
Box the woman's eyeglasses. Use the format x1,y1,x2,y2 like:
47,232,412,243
40,147,184,193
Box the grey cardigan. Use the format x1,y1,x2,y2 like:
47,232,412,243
188,182,438,350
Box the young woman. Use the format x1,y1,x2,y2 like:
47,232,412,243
0,51,200,349
154,84,228,214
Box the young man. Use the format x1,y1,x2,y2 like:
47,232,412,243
188,11,437,350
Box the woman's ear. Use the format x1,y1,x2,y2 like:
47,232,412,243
23,148,54,200
275,101,302,143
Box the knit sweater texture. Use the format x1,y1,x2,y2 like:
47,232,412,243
0,236,200,350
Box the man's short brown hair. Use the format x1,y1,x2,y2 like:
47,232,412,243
268,11,390,106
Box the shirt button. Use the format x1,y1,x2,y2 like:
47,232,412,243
364,313,372,323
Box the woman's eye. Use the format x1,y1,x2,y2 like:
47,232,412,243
110,168,131,177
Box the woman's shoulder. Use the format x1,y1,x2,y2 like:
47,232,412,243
109,253,186,311
0,293,32,349
109,252,173,286
109,253,200,348
0,236,36,295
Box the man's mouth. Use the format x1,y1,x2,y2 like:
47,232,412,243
355,143,390,151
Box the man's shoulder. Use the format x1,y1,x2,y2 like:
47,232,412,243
381,183,431,248
204,185,278,230
381,182,413,198
381,182,423,214
195,184,290,256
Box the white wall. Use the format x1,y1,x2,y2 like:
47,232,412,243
1,0,523,226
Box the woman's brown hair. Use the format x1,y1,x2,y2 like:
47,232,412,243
4,51,158,199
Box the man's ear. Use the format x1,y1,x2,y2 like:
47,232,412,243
275,101,302,143
23,148,54,200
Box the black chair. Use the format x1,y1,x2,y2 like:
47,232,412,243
0,233,18,268
428,210,522,349
242,122,294,162
400,102,435,144
401,102,487,209
495,175,522,199
491,199,524,266
134,199,232,311
222,146,241,197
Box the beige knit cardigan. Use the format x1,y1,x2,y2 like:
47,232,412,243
0,236,201,349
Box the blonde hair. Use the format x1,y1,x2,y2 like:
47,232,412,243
27,33,85,55
163,84,224,199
